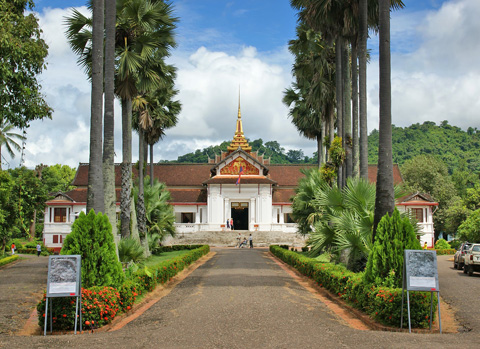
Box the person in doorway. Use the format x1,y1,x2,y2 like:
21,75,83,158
36,243,42,257
226,218,230,229
11,243,15,255
230,218,234,230
248,234,253,248
236,233,242,248
423,242,428,250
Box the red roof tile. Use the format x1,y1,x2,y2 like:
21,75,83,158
203,176,276,185
169,189,207,203
272,189,296,203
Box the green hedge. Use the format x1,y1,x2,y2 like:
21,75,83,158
16,248,54,256
153,245,205,254
0,255,19,267
431,249,455,255
270,245,435,328
37,245,209,331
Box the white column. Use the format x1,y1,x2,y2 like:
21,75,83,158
279,207,285,224
224,198,230,222
250,198,256,223
195,206,200,223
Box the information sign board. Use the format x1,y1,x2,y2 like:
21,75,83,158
404,250,439,291
46,255,81,297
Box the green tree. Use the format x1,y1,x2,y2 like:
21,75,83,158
364,209,421,287
8,167,48,238
61,210,124,287
0,0,52,129
457,209,480,243
0,171,13,255
0,117,25,170
402,155,457,235
41,164,77,193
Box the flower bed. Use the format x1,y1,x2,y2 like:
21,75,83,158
270,245,436,328
431,249,455,255
36,245,209,331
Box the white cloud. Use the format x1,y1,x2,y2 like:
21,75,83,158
367,0,480,132
5,1,478,170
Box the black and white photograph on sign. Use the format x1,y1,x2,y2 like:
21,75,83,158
405,250,437,290
48,257,78,294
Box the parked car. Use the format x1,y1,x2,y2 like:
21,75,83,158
463,244,480,276
454,242,471,270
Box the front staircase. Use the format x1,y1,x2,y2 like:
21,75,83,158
164,230,307,248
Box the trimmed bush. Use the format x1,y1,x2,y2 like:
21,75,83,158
61,210,124,288
434,249,455,255
0,255,19,267
434,239,450,250
270,245,435,328
364,209,421,288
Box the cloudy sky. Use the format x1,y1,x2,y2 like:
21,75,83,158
3,0,479,169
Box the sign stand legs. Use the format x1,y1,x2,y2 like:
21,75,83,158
407,290,412,333
74,296,79,334
43,297,48,336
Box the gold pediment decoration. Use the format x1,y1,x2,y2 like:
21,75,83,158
220,157,259,175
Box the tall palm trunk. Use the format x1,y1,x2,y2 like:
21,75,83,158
318,122,325,167
137,129,146,236
351,39,359,177
121,98,133,238
150,143,154,187
343,43,352,179
86,0,104,213
359,0,369,180
373,0,395,242
103,0,117,240
143,141,148,177
328,104,335,161
335,36,344,188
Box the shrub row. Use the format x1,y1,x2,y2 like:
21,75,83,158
37,245,209,331
154,245,205,254
430,249,455,255
270,245,436,328
0,255,19,267
16,248,54,256
135,245,210,294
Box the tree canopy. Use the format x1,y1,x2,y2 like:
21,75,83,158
0,0,52,128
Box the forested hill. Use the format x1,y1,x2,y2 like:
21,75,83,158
169,139,315,164
368,121,480,175
167,121,480,175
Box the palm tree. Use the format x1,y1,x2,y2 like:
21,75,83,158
0,117,25,170
133,176,175,244
284,24,336,167
103,0,117,238
66,0,179,238
86,0,104,213
373,0,395,242
359,0,368,180
115,0,177,238
144,85,181,186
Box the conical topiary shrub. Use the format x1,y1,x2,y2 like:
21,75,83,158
364,208,421,288
61,210,124,288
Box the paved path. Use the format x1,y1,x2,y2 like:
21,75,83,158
0,254,48,335
437,254,480,332
1,249,480,348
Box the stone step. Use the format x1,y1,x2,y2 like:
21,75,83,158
164,230,307,247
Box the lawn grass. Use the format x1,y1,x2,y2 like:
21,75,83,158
144,250,192,267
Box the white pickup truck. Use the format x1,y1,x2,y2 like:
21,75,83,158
463,243,480,276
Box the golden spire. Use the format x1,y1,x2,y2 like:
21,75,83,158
227,89,251,153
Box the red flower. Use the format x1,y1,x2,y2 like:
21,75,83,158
63,314,67,318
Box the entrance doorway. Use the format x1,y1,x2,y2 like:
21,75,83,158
231,202,249,230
